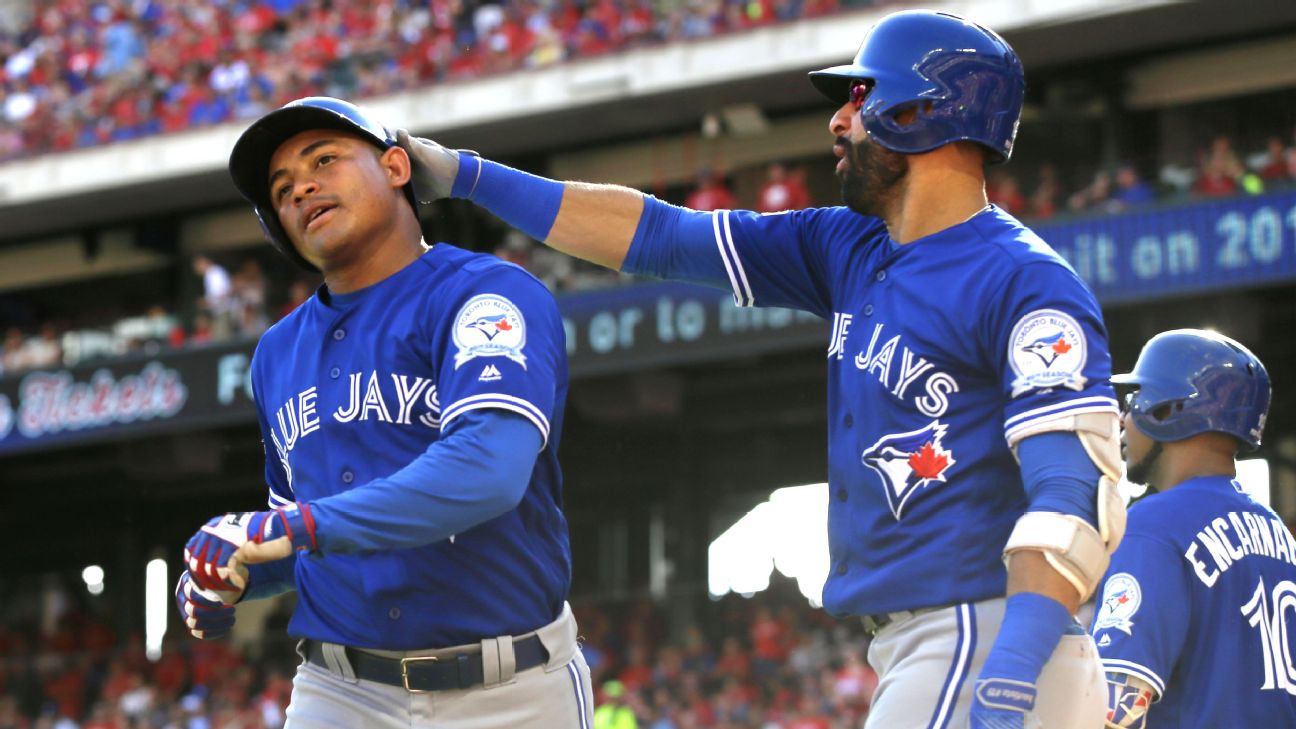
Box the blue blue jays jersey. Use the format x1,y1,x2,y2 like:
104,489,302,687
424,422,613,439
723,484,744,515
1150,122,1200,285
628,204,1116,616
1093,476,1296,727
250,244,570,649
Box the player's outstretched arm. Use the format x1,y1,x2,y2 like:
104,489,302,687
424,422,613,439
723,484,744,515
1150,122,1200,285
398,130,643,270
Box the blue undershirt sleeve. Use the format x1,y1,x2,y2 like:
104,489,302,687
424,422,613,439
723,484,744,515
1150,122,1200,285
622,195,734,288
243,556,298,601
1017,430,1100,528
306,408,542,553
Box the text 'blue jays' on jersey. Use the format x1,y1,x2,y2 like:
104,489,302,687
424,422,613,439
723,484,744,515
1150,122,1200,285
629,204,1117,616
1093,476,1296,728
250,244,570,649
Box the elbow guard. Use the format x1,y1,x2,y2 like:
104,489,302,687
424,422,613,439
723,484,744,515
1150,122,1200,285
1005,412,1127,600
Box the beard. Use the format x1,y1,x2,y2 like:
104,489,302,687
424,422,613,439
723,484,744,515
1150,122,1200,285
838,134,909,218
1125,440,1164,487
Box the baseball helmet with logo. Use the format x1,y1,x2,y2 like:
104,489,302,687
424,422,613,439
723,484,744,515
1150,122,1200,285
1113,329,1270,451
228,96,418,271
809,9,1025,163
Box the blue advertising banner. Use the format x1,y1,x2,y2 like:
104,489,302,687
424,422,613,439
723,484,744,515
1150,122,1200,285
1035,189,1296,304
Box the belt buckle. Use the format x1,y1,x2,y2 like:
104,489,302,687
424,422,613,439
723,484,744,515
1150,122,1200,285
400,655,440,693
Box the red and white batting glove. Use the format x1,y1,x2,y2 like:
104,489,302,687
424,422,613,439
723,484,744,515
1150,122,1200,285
175,571,237,640
184,504,317,593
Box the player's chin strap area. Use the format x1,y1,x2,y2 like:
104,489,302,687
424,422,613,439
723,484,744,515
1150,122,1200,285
1005,412,1127,600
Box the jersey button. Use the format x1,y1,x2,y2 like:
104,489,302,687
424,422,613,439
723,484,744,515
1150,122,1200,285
836,563,847,576
329,367,340,379
342,471,354,484
837,489,848,502
333,329,346,341
844,414,853,427
876,270,887,282
388,607,401,620
863,304,874,316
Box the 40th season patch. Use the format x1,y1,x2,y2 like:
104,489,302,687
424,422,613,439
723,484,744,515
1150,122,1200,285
453,294,527,369
1095,572,1142,636
1008,308,1088,397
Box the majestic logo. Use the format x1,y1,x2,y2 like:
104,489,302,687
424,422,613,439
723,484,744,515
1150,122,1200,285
453,294,527,369
862,420,956,520
1094,572,1141,636
1008,309,1088,397
479,364,502,382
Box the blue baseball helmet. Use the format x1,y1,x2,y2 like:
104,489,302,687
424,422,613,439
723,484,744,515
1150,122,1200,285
1113,329,1270,451
228,96,418,271
809,10,1025,163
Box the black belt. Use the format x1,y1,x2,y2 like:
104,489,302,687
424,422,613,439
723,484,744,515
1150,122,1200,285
860,604,953,636
303,635,549,692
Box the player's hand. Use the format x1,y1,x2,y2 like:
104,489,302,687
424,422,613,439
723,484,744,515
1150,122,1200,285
395,129,476,202
969,678,1040,729
175,571,237,640
184,505,316,592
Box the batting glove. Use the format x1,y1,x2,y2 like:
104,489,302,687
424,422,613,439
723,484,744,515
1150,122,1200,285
395,129,478,202
970,678,1037,729
184,504,316,593
175,571,237,640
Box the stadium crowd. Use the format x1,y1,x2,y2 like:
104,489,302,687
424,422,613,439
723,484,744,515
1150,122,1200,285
0,0,848,161
0,577,873,728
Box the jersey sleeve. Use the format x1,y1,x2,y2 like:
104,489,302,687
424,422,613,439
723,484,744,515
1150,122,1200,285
250,358,295,509
1091,533,1191,700
433,264,562,449
625,200,881,319
991,260,1119,445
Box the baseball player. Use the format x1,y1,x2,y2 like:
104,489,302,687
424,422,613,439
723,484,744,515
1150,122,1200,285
176,97,593,728
1095,329,1296,728
398,9,1121,728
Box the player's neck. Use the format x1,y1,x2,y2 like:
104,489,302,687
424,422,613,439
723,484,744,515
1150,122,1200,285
1155,437,1239,491
888,162,988,244
323,226,428,295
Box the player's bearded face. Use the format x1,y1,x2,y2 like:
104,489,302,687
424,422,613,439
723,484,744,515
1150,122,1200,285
837,132,909,218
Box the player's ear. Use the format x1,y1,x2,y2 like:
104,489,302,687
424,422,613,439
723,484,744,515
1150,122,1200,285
380,145,412,190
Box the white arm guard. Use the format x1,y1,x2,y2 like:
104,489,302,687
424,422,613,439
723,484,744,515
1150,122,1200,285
1004,411,1127,600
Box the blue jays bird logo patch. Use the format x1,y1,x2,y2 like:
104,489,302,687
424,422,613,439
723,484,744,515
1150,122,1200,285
1095,572,1141,636
453,294,527,369
862,420,956,520
1008,309,1087,397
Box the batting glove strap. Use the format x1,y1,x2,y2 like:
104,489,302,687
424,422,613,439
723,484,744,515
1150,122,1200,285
262,503,318,552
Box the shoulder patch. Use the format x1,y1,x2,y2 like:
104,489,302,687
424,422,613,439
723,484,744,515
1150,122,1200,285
453,294,527,370
1008,308,1087,397
1094,572,1141,636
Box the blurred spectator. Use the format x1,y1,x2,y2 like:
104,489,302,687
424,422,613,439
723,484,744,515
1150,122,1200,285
277,279,317,320
1195,134,1244,197
1110,163,1156,211
232,259,268,336
684,169,736,211
192,255,234,338
1027,163,1060,219
23,324,62,369
1067,169,1112,213
1251,136,1290,181
755,162,812,213
595,680,640,729
986,171,1025,216
1,328,26,374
